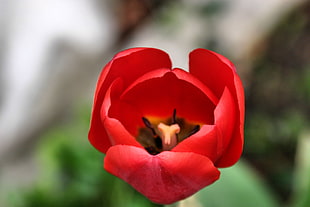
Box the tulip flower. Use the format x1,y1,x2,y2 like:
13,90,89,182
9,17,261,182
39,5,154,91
88,47,245,204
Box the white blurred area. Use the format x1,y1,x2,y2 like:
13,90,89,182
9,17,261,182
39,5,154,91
0,0,306,205
0,0,115,158
0,0,116,202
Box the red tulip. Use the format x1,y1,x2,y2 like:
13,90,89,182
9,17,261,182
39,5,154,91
88,48,245,204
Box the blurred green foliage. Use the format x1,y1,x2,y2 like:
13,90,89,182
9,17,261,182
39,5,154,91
291,132,310,207
183,161,279,207
8,106,162,207
244,2,310,203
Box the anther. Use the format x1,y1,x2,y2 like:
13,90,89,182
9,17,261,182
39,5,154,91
187,125,200,137
142,117,156,135
172,109,177,124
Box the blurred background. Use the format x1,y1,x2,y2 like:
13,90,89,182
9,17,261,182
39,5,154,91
0,0,309,206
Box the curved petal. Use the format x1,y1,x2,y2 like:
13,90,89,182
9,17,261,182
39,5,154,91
216,77,245,167
214,87,243,167
189,48,245,167
189,48,236,99
103,117,142,148
90,77,142,151
104,145,220,204
172,125,219,162
121,68,219,106
120,69,216,126
235,74,245,141
172,68,218,105
89,78,122,152
89,48,172,153
106,85,145,137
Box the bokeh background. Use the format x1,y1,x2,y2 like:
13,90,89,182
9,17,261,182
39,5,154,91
0,0,309,207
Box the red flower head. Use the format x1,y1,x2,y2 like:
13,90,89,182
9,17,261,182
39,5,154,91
88,48,245,204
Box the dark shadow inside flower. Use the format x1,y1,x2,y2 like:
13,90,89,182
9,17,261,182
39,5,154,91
137,110,201,155
108,69,216,154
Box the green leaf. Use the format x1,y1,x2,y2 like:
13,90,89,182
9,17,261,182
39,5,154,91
9,106,162,207
290,131,310,207
168,160,279,207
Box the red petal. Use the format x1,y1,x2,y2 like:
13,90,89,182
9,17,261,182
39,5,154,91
120,69,216,125
189,48,235,99
104,145,220,204
89,78,122,152
172,125,219,162
189,48,245,167
235,74,245,140
89,48,172,153
105,83,145,137
214,87,242,167
90,77,142,150
173,68,218,105
103,117,142,148
216,77,245,167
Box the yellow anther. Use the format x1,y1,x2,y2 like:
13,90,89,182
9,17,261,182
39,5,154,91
157,123,180,151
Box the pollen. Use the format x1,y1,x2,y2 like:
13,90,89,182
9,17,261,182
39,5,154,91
157,122,180,151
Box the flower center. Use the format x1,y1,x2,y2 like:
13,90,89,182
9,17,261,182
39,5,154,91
137,109,200,155
157,122,180,151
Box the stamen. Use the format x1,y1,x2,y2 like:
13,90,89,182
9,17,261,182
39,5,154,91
142,117,156,135
157,123,180,151
187,125,200,137
139,111,201,155
172,109,177,124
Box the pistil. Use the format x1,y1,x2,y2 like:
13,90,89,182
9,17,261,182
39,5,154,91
157,123,180,151
138,109,201,155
